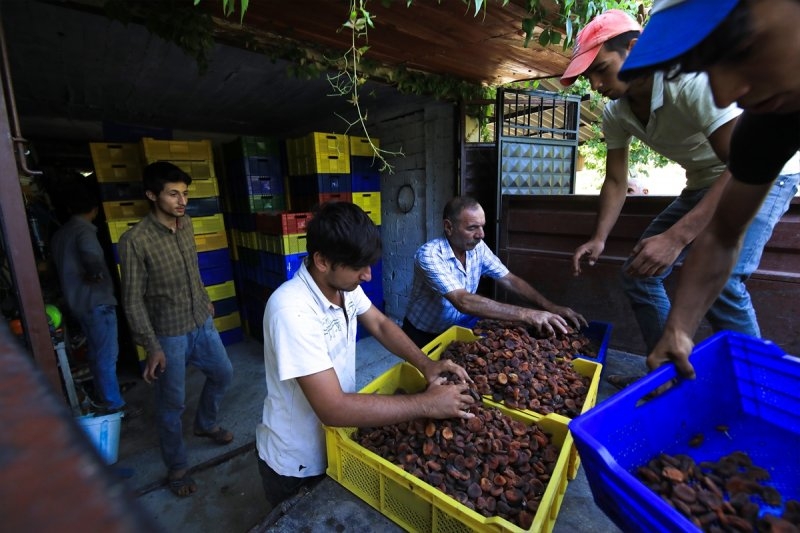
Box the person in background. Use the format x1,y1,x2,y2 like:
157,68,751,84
402,196,586,349
615,0,800,378
50,186,140,417
560,9,799,387
257,201,475,509
119,162,234,497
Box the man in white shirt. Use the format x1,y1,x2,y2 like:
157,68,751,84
257,201,475,508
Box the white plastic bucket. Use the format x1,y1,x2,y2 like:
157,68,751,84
76,411,123,464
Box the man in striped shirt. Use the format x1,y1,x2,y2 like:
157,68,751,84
119,162,233,497
402,196,586,348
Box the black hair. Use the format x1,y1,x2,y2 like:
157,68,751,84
63,183,98,216
443,196,481,223
602,30,641,56
306,201,381,269
142,161,192,200
619,1,750,81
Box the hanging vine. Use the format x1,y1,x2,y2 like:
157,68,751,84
107,0,652,169
326,2,403,172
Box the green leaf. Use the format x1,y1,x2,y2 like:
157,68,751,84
550,31,561,45
538,28,550,47
521,17,536,48
240,0,249,23
474,0,484,16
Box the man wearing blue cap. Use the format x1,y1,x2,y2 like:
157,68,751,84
561,8,799,387
617,0,800,379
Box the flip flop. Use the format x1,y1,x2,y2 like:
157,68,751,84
168,474,197,497
193,426,234,445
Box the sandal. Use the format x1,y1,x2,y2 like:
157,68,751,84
168,474,197,497
193,426,234,445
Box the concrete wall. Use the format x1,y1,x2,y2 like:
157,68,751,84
360,102,457,321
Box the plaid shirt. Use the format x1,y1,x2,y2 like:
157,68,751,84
119,212,211,354
404,236,508,334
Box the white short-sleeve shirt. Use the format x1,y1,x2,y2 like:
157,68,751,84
256,261,372,477
603,71,741,191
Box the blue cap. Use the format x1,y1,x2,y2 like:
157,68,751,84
619,0,741,76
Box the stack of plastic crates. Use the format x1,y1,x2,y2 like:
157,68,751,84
285,132,351,212
348,136,383,339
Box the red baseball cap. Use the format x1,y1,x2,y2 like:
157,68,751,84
560,10,642,86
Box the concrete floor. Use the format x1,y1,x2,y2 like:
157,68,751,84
107,332,647,532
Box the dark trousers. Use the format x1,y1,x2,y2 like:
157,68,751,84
401,317,439,350
256,454,324,509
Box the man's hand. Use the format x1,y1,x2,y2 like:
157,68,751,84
521,310,569,337
421,359,472,385
424,377,476,419
626,233,683,278
572,240,605,276
547,305,588,330
647,329,696,379
143,350,167,384
208,302,215,318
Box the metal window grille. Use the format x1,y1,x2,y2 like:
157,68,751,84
496,88,581,196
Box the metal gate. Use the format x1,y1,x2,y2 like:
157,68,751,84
496,88,581,196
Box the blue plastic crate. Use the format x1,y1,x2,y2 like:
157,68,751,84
289,174,352,195
570,331,800,533
258,251,306,278
200,262,233,287
350,155,380,173
351,171,380,192
219,327,244,346
198,248,230,270
239,175,285,195
575,321,612,366
212,296,239,318
185,196,220,217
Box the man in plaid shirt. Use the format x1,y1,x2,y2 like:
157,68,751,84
402,196,586,348
119,162,233,497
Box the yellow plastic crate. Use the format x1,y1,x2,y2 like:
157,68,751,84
90,142,143,182
194,231,228,252
236,231,258,249
205,280,236,301
325,362,571,533
188,177,219,197
106,218,141,243
141,138,213,163
173,160,215,181
352,192,381,225
136,345,147,363
90,142,142,165
258,233,307,255
213,311,241,332
302,132,349,157
102,200,149,220
287,132,351,175
287,154,351,176
422,326,602,480
349,135,379,157
191,213,225,235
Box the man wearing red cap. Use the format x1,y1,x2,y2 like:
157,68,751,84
616,0,800,379
561,9,799,387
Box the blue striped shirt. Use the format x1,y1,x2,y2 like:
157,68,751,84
404,237,508,335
